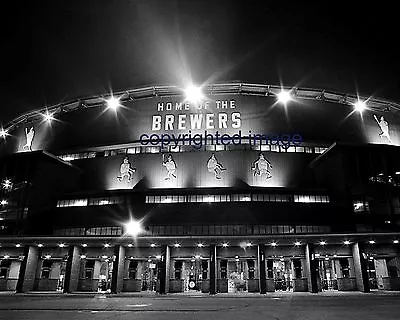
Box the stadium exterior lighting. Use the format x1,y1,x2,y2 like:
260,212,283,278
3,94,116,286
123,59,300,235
2,179,12,191
319,241,327,246
277,90,292,104
42,110,55,122
125,219,142,237
106,96,121,111
294,241,301,246
354,100,367,112
0,128,8,139
184,85,204,104
343,240,351,245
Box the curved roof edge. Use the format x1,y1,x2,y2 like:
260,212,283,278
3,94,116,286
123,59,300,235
4,82,400,133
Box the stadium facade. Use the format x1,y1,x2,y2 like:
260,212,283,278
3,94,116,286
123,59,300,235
0,83,400,294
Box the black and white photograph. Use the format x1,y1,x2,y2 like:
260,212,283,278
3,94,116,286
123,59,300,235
0,1,399,319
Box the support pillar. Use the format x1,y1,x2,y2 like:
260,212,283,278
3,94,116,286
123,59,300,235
352,242,370,292
158,245,170,294
209,244,217,295
16,246,39,293
63,245,81,293
258,244,267,294
305,244,318,293
111,245,125,294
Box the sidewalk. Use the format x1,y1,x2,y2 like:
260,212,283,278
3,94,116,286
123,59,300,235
1,289,398,298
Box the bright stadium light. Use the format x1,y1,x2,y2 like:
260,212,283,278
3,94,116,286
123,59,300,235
42,110,55,123
343,240,351,245
125,219,142,237
277,90,292,104
106,96,121,111
184,84,204,104
294,241,301,246
2,179,12,191
354,100,367,112
0,128,8,139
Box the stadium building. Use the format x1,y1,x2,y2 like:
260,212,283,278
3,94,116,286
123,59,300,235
0,82,400,294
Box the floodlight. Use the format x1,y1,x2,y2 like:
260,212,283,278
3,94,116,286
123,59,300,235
277,90,292,104
184,85,203,104
106,96,121,111
354,100,366,112
125,219,142,237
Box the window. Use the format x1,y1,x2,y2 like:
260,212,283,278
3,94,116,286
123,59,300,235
266,260,273,278
41,260,52,279
247,260,255,279
85,260,95,279
174,260,183,280
339,259,350,278
353,200,369,213
220,260,227,279
293,259,302,278
202,260,208,280
128,260,138,279
0,259,11,278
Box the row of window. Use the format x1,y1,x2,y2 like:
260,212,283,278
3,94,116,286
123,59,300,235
56,196,124,208
56,193,330,208
59,152,96,161
146,224,331,236
54,224,331,237
58,144,328,161
145,194,330,204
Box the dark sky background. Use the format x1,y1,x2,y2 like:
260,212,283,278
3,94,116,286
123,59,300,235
1,0,399,125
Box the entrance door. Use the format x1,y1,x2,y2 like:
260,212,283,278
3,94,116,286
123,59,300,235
367,257,378,289
273,259,292,291
142,260,158,291
318,259,337,290
227,259,247,292
98,261,113,293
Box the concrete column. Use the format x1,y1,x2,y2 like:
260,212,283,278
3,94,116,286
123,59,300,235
16,246,39,293
352,242,370,292
158,245,170,294
111,245,125,294
305,244,318,293
209,244,217,295
63,246,81,293
258,244,267,294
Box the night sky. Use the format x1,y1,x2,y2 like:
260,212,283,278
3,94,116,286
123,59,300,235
1,0,399,125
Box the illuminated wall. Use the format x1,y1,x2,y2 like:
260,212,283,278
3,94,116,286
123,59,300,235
74,150,315,190
2,93,400,155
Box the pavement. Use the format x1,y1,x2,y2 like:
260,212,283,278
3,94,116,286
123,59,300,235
0,291,400,320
